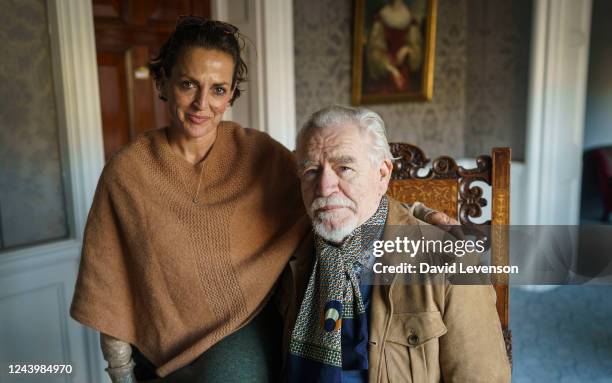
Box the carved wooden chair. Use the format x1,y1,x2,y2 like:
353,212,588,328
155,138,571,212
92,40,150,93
386,143,512,364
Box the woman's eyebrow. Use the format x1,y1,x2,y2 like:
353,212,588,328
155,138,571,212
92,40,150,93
178,76,230,88
178,74,198,81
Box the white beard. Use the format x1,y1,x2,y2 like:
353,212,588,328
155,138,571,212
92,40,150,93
309,198,359,243
312,214,358,244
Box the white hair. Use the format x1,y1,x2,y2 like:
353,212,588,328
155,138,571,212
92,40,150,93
296,105,393,164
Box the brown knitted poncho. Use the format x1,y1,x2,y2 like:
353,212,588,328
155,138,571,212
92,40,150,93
70,122,310,376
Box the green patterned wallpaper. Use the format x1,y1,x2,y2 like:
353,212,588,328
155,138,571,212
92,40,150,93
0,0,69,249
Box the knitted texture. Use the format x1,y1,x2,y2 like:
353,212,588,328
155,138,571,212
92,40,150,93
71,122,310,377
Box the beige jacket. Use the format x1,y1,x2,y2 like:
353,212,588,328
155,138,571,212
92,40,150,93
277,198,511,382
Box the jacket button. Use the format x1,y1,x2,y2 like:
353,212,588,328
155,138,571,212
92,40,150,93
408,334,420,346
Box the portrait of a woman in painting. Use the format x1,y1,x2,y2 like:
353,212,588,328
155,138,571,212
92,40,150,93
352,0,437,104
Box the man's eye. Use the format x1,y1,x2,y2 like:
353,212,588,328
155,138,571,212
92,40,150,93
339,166,353,173
214,86,227,95
303,168,318,178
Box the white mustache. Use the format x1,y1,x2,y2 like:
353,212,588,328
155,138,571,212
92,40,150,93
310,196,356,214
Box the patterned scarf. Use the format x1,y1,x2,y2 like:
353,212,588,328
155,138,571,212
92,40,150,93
287,197,388,382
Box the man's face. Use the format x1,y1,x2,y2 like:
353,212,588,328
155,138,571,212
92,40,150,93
296,123,392,243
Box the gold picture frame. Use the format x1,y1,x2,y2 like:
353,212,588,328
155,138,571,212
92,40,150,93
351,0,437,105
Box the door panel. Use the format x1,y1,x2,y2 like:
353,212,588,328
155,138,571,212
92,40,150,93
97,50,131,160
130,46,162,138
0,245,88,383
147,0,195,23
92,0,122,19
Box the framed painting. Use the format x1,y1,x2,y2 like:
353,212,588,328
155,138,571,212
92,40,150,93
351,0,437,104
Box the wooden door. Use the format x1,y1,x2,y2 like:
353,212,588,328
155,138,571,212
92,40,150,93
93,0,211,160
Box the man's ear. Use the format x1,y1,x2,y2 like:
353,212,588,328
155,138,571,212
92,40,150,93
378,158,393,194
379,158,393,181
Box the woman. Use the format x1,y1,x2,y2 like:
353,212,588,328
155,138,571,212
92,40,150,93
366,0,423,92
71,17,444,382
71,17,309,382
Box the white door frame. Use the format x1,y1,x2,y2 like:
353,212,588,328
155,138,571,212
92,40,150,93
524,0,593,225
50,0,108,380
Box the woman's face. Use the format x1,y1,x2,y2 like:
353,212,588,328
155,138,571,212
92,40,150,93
163,47,235,139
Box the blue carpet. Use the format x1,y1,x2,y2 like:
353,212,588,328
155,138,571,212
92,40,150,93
510,286,612,382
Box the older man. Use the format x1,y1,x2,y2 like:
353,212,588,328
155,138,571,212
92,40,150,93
278,105,510,382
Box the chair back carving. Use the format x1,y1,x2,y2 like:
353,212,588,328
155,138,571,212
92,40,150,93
388,144,494,225
387,143,512,364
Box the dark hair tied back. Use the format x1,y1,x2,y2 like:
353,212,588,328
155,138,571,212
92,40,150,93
149,16,247,105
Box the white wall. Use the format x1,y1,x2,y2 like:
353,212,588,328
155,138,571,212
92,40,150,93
524,0,592,225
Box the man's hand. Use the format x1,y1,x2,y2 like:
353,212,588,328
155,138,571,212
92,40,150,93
426,211,465,240
426,211,457,226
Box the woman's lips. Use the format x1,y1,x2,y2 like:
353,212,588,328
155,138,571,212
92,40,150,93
187,114,211,125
